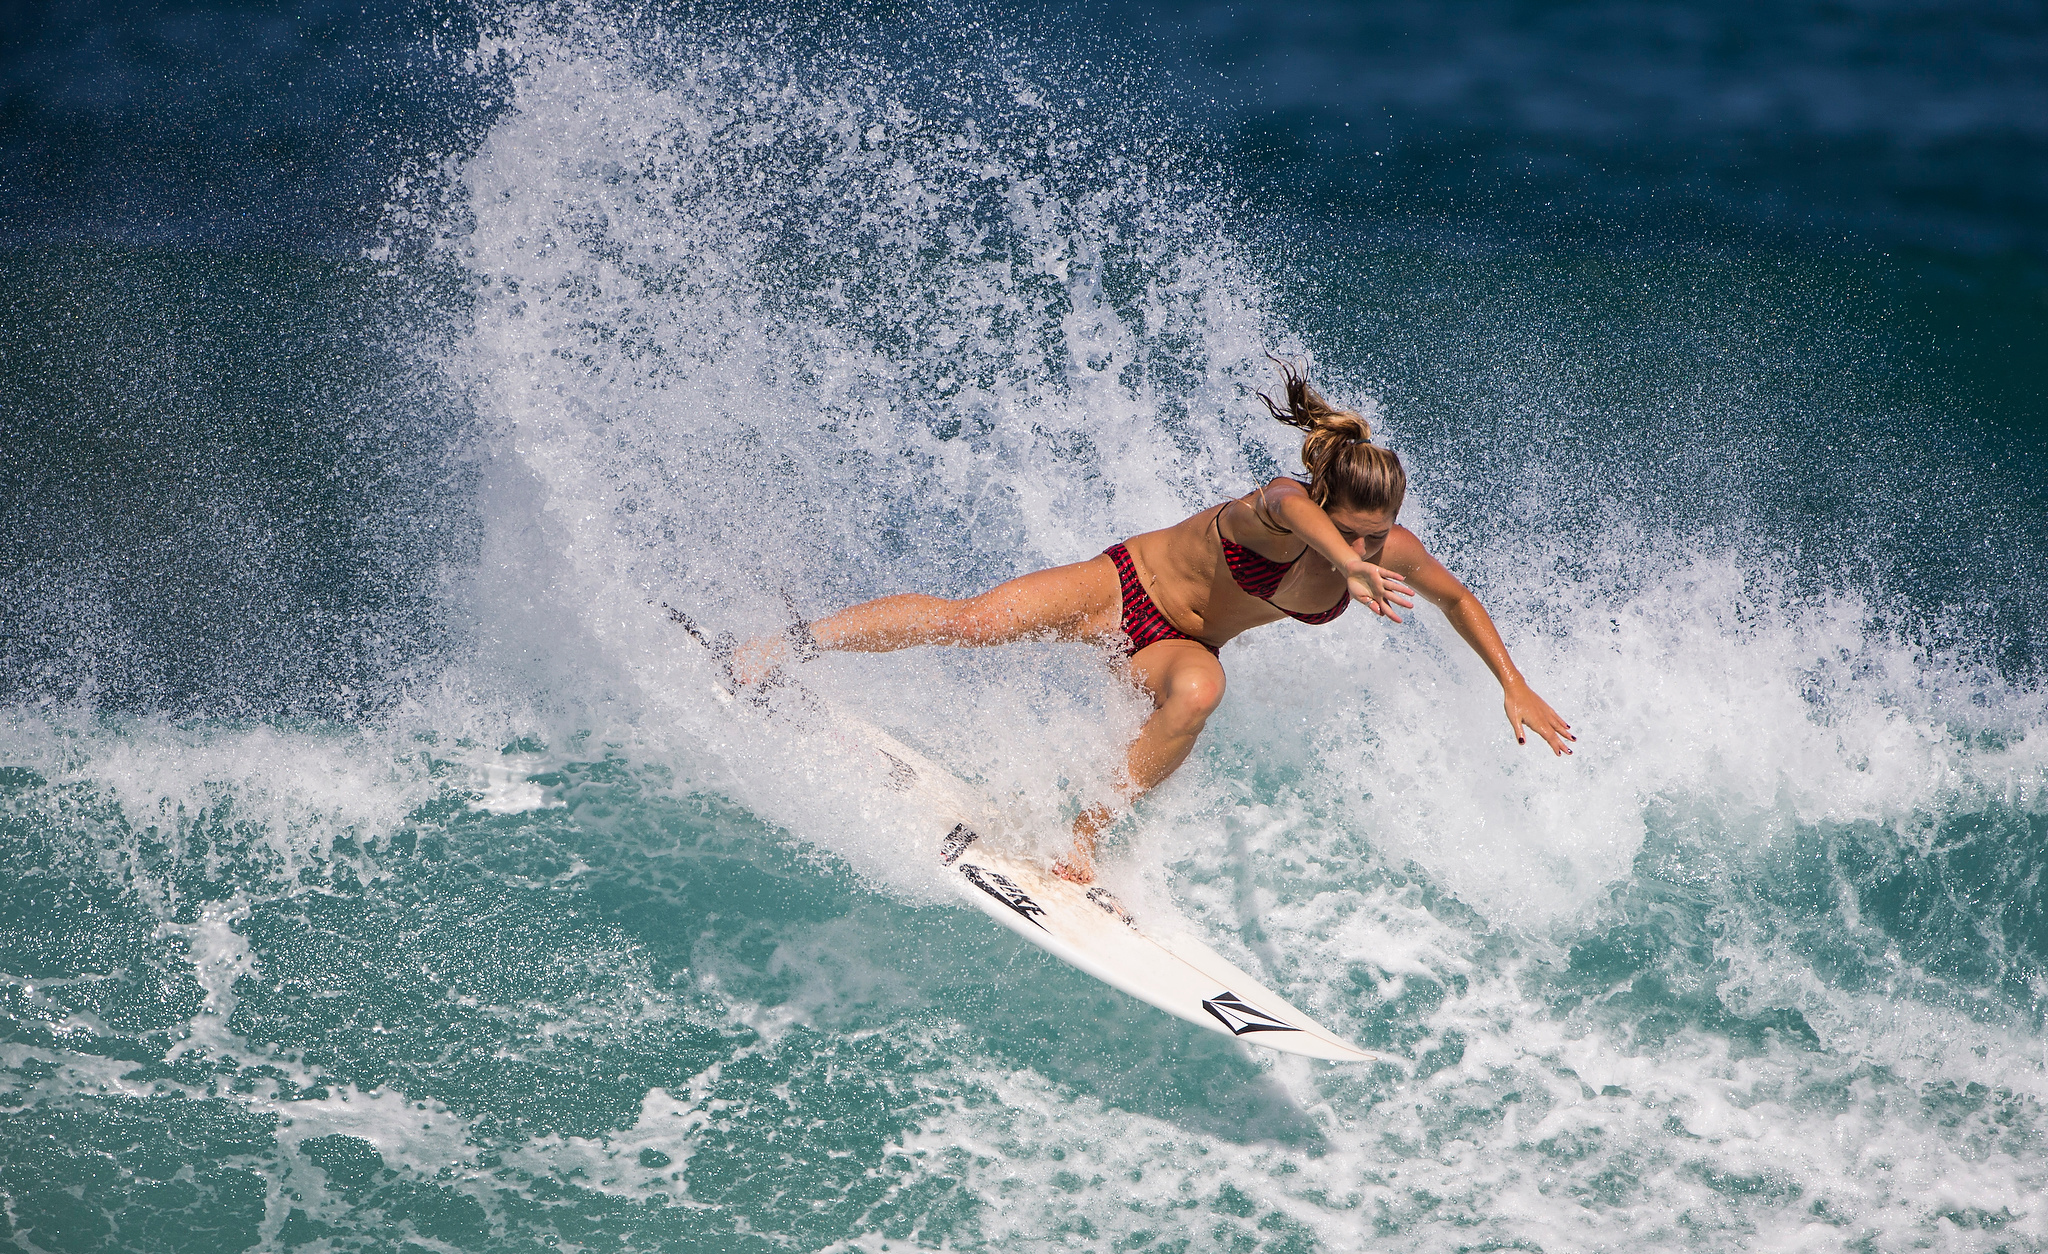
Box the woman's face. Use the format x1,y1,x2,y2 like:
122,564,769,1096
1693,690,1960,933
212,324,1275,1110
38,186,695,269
1327,505,1396,561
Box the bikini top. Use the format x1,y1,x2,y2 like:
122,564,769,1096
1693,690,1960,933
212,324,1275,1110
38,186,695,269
1213,496,1350,625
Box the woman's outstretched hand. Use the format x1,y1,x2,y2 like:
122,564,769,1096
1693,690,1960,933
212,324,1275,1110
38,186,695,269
1346,561,1417,622
1505,681,1575,755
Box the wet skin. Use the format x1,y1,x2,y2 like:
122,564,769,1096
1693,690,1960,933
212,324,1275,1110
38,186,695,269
728,478,1573,881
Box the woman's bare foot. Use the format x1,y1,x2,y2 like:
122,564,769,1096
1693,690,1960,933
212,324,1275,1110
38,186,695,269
724,636,788,689
1050,846,1095,884
1051,804,1115,883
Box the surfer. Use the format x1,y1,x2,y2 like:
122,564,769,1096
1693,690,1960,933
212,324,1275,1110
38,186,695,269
732,359,1574,882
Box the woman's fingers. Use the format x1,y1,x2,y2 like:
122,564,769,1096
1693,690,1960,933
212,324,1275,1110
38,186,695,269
1535,710,1573,754
1538,701,1576,754
1506,694,1576,755
1374,569,1417,606
1350,564,1415,622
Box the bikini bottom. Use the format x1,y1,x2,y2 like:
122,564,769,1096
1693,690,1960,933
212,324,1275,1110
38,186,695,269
1103,543,1220,659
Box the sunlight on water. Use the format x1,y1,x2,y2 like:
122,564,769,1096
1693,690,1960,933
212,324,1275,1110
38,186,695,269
3,4,2045,1252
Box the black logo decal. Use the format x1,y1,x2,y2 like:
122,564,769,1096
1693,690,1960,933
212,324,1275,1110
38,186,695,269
878,751,917,792
958,864,1048,931
1201,991,1301,1036
1086,886,1136,926
938,824,979,865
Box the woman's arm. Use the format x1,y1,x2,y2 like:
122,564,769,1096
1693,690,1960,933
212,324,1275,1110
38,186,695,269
1381,527,1576,756
1257,480,1418,621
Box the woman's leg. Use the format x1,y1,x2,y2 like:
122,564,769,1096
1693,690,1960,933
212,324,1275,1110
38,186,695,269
728,556,1225,884
1056,639,1226,882
816,556,1122,651
730,555,1122,681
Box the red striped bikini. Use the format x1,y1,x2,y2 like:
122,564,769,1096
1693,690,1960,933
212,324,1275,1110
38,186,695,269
1212,505,1350,625
1102,502,1351,659
1103,542,1218,657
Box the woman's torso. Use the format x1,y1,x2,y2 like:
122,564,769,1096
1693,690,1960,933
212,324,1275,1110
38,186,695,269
1121,481,1358,648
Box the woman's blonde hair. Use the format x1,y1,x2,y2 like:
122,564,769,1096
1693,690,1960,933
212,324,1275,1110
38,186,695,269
1257,357,1405,515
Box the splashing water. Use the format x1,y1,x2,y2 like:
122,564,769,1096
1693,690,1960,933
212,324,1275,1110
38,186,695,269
4,6,2045,1253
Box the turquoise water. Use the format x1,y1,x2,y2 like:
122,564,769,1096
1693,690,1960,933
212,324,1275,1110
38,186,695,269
4,3,2046,1251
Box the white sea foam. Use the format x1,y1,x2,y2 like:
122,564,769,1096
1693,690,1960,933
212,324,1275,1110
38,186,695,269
7,6,2046,1251
430,9,1304,899
420,16,2048,1242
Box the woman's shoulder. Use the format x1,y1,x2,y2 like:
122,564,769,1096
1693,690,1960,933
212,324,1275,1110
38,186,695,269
1244,476,1311,524
1257,475,1311,499
1380,523,1431,566
1218,479,1300,539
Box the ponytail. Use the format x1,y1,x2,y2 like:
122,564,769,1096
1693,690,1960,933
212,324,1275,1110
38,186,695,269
1257,356,1405,515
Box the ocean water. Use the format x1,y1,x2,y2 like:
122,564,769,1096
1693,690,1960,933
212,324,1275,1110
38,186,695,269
3,3,2047,1251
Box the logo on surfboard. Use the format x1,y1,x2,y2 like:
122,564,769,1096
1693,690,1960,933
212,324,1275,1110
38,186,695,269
1086,886,1136,926
938,823,979,865
1201,991,1301,1036
957,864,1049,931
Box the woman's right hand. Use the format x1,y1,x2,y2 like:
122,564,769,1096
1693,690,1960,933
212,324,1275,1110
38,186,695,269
1346,561,1417,622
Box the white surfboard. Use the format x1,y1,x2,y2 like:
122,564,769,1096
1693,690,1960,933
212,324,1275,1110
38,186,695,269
672,608,1375,1063
935,836,1377,1062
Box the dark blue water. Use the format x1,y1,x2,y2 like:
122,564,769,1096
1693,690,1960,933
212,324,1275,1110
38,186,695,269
3,3,2045,1251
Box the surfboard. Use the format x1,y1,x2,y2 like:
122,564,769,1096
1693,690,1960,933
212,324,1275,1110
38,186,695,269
670,607,1376,1063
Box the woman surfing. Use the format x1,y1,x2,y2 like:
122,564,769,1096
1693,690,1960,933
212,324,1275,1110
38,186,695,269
732,360,1574,882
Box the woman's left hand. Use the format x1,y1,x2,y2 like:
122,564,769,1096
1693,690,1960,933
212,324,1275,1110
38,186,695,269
1505,681,1575,755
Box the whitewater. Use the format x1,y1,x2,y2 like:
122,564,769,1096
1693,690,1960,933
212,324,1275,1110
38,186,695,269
3,8,2045,1252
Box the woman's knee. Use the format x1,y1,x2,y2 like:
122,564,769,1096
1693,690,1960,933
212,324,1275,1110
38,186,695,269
1164,666,1227,725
